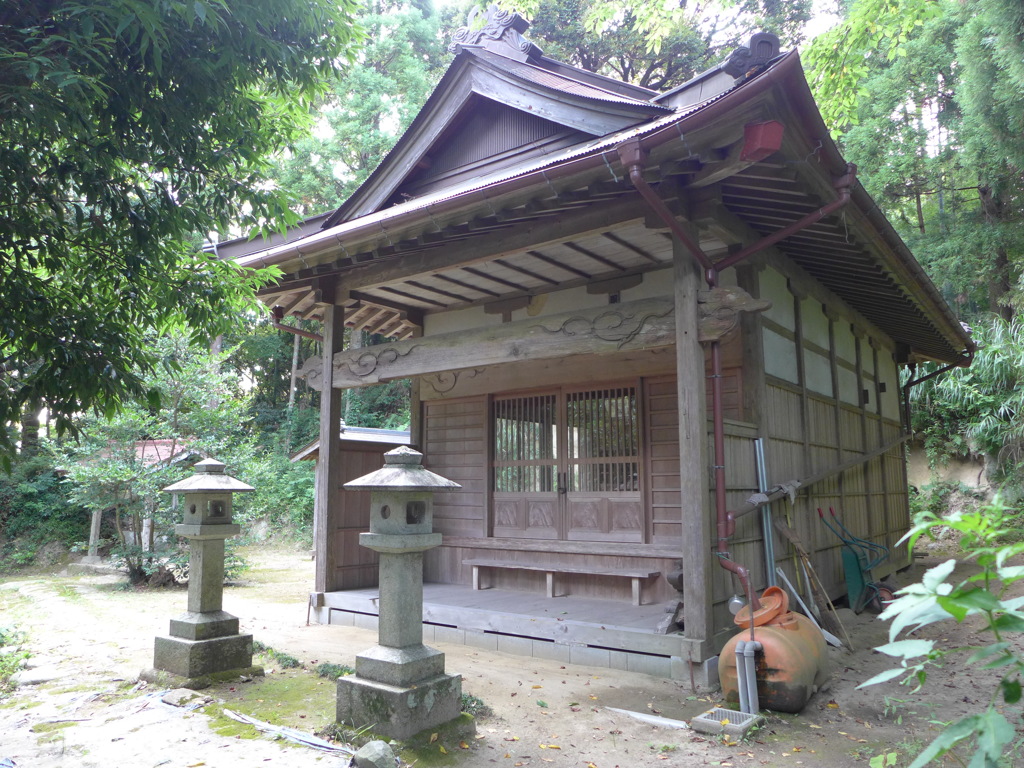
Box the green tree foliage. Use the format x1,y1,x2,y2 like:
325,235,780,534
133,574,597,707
225,313,321,452
807,1,1024,320
0,455,87,569
861,498,1024,768
910,317,1024,481
525,0,809,90
61,334,256,583
0,0,361,461
268,0,450,215
513,0,809,56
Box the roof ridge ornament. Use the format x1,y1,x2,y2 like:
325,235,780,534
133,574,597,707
449,4,543,62
721,32,781,80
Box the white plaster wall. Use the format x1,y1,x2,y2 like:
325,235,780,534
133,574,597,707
763,328,799,383
801,297,830,349
861,339,875,376
804,348,833,397
879,353,900,421
424,305,490,336
760,268,794,329
835,321,857,365
838,364,859,405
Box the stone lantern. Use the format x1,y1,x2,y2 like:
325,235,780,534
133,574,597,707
336,446,465,740
147,458,258,687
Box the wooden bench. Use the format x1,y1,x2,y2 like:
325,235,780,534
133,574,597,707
462,558,660,606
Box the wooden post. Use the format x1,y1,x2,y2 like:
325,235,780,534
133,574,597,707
408,327,423,450
315,280,346,594
673,237,712,660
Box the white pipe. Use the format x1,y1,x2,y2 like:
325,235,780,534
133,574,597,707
743,641,762,714
735,640,749,714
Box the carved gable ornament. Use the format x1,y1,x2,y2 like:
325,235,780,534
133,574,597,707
449,5,543,62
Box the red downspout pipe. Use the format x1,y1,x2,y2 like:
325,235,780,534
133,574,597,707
619,138,857,615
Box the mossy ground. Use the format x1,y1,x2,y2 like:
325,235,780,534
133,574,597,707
399,713,478,766
199,666,336,740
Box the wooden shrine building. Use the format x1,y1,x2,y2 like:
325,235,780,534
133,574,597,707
222,11,973,683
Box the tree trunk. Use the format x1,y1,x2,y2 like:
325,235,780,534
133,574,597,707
980,185,1013,321
19,399,40,457
287,330,301,411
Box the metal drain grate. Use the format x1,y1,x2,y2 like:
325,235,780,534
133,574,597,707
690,707,764,738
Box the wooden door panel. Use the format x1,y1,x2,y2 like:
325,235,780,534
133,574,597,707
492,495,560,539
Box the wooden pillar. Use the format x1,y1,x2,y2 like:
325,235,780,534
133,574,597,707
735,261,767,430
825,308,847,514
408,327,423,450
315,280,346,594
673,237,712,660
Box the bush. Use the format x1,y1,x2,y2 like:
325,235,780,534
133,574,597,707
0,453,89,570
233,450,315,543
0,625,28,700
862,497,1024,767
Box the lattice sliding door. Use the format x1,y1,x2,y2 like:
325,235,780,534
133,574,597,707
490,385,643,542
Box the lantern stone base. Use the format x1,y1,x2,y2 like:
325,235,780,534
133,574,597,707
355,644,446,687
336,672,463,741
152,633,254,681
169,610,240,641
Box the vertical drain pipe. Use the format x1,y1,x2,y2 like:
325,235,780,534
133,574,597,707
735,641,750,713
743,641,762,714
755,439,776,587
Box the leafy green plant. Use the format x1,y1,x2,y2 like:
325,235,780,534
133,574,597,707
252,641,301,669
315,662,354,680
460,693,491,718
0,625,28,700
860,497,1024,767
869,751,899,768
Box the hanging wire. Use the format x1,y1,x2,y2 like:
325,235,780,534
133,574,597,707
601,151,620,183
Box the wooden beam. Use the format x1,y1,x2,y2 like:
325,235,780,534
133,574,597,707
334,196,651,292
314,283,345,594
586,274,643,295
349,290,425,326
300,296,675,390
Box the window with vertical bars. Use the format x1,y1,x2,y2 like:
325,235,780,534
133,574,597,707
493,394,558,493
566,387,639,492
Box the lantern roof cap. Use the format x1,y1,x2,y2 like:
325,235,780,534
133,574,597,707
161,458,255,494
344,446,461,491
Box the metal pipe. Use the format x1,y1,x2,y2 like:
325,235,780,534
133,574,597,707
714,166,855,272
626,163,716,278
743,641,762,714
755,438,776,587
712,339,760,610
735,640,750,714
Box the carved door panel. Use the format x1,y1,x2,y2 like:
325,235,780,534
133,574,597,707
491,385,642,542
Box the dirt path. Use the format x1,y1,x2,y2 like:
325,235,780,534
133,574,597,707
0,548,1016,768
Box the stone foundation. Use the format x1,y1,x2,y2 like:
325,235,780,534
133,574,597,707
337,672,462,740
153,633,254,679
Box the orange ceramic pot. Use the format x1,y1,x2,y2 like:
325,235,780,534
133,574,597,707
719,587,830,713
